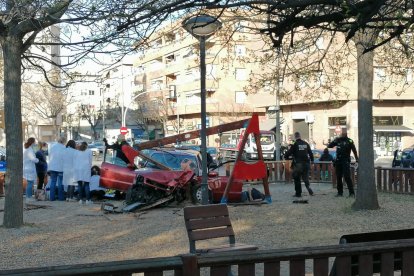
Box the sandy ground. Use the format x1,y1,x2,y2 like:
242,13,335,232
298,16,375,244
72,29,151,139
0,181,413,273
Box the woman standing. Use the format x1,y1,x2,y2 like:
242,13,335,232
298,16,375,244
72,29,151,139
23,137,39,202
74,142,93,204
62,140,77,201
35,142,48,191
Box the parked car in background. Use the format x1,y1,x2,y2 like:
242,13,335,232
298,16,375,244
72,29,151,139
88,144,100,156
400,148,414,168
92,141,105,153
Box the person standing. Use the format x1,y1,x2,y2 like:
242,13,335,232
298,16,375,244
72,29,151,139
103,134,130,165
284,132,314,197
319,148,334,181
48,136,67,201
328,129,359,197
63,140,77,201
23,137,39,202
35,142,48,190
74,141,93,205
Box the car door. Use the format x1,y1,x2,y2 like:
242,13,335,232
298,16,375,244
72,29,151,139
100,150,136,192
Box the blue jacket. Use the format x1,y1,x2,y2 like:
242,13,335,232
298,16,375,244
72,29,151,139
35,150,48,173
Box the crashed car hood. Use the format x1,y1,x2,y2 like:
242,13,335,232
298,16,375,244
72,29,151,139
136,169,195,187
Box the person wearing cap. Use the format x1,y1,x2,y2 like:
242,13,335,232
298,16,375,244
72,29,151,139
284,132,314,197
328,128,358,197
103,134,130,165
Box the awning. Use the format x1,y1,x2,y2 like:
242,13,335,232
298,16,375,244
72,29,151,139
373,125,414,133
260,118,276,131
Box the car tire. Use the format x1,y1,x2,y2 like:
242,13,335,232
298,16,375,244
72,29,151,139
191,185,212,204
191,185,202,204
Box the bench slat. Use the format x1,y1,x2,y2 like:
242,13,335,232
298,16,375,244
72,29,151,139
189,227,234,241
184,204,228,219
313,257,328,276
185,217,232,231
380,252,394,276
196,243,258,253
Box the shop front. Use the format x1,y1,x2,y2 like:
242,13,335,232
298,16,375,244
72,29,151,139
373,116,413,157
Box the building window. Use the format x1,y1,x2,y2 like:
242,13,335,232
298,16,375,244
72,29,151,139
406,68,413,83
206,64,217,80
186,92,200,105
235,45,246,56
316,37,325,49
374,67,386,82
234,21,245,32
235,91,247,103
89,90,94,96
235,68,248,81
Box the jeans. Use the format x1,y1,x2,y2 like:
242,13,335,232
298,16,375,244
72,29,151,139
67,185,76,199
26,180,34,199
49,171,64,201
78,181,90,201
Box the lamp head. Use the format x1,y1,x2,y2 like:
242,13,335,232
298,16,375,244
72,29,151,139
182,14,222,38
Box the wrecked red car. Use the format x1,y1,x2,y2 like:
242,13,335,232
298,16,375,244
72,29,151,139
99,146,244,204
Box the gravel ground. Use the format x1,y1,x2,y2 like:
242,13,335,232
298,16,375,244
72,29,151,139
0,182,414,271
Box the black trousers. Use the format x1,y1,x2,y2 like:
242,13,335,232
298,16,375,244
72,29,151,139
37,172,46,189
292,162,311,196
335,161,354,195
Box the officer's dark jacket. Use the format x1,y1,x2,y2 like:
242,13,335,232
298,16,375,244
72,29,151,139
328,136,358,162
284,139,314,163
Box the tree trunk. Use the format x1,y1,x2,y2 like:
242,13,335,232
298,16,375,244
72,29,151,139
352,29,380,210
2,35,24,228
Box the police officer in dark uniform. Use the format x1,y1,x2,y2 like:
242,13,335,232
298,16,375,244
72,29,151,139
284,132,314,197
328,129,359,197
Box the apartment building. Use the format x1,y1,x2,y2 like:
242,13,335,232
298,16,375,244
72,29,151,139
133,18,414,156
133,19,275,146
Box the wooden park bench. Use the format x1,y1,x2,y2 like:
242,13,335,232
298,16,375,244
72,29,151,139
183,204,258,254
330,228,414,275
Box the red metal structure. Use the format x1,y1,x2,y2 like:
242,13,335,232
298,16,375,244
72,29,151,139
220,113,272,203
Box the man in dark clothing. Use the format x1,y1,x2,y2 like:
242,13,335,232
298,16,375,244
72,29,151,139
103,135,131,165
284,132,314,197
328,129,359,197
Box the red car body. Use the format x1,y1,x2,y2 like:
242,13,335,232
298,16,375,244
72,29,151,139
99,147,244,203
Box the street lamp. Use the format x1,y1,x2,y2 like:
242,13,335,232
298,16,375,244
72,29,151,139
122,90,150,128
182,14,222,205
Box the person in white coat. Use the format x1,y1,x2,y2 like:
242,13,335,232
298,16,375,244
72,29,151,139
74,141,93,205
62,140,77,201
48,136,67,201
23,137,39,202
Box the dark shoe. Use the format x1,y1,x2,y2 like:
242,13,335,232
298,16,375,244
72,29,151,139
308,189,314,196
292,194,302,198
335,194,343,197
348,193,355,198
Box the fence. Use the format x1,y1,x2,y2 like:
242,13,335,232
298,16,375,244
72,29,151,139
226,161,337,184
376,167,414,194
2,238,414,275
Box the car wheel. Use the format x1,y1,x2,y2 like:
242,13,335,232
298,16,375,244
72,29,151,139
191,185,212,204
191,185,203,204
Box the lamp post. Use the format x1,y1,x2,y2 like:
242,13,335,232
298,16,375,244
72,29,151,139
122,90,150,128
182,14,222,205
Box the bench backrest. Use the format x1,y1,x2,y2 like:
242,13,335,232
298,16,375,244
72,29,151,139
184,204,235,253
330,228,414,276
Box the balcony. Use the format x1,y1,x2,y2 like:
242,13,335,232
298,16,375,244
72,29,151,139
178,79,218,93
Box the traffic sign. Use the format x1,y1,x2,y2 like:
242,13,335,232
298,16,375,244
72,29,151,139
120,127,128,135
